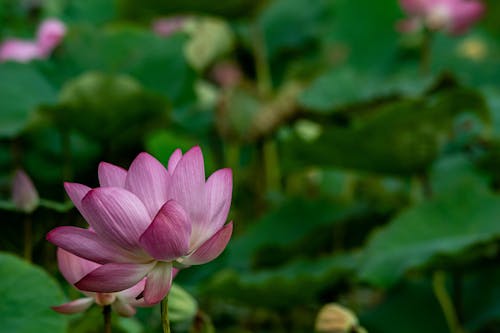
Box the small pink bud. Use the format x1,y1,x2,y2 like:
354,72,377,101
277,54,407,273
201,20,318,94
12,169,39,213
152,17,187,37
211,61,243,88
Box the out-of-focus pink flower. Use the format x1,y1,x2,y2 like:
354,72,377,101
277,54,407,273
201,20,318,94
0,18,66,62
211,61,243,88
12,169,39,213
398,0,484,35
152,17,187,37
36,19,66,56
47,146,233,305
52,249,147,316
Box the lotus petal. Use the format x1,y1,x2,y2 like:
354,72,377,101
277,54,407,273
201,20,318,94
183,222,233,266
82,187,151,252
125,152,170,218
52,297,94,314
76,262,155,293
143,262,173,305
139,200,191,261
98,162,127,187
48,226,141,264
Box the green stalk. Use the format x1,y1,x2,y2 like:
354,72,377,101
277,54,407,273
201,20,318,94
252,23,281,195
433,271,466,333
252,24,272,97
263,140,281,193
23,215,32,262
38,199,73,212
161,296,171,333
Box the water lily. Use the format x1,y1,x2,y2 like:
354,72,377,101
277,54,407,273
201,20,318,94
398,0,484,35
47,146,233,305
52,248,147,316
0,18,66,62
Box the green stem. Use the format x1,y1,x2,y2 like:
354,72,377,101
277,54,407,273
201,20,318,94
23,215,32,262
263,139,281,194
161,296,171,333
252,24,272,97
38,199,74,212
432,271,466,333
0,200,17,211
103,305,112,333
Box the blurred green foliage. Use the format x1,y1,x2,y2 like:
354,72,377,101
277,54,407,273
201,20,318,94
1,0,500,332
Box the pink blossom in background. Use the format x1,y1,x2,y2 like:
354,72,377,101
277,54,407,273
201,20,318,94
36,19,66,56
152,16,187,37
12,169,39,213
52,249,148,316
211,61,243,88
0,18,66,62
398,0,485,35
47,146,233,305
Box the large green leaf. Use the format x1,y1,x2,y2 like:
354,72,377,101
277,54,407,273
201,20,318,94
283,87,489,175
357,182,500,287
0,63,56,138
50,71,168,150
203,253,357,309
0,253,68,333
329,0,401,72
360,279,448,333
431,32,500,86
299,67,431,113
259,0,333,58
117,0,261,19
43,0,116,25
45,26,195,104
228,197,363,270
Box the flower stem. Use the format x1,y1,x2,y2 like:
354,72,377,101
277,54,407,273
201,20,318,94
432,271,466,333
38,199,73,212
23,215,32,262
102,305,111,333
103,305,112,333
252,24,272,97
161,296,171,333
263,139,281,194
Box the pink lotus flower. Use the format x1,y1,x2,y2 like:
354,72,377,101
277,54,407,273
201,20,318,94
12,169,39,213
398,0,484,35
52,248,147,316
47,146,233,305
0,18,66,62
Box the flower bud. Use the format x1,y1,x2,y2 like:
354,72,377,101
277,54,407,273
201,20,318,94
12,169,39,213
315,303,365,333
168,284,198,322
